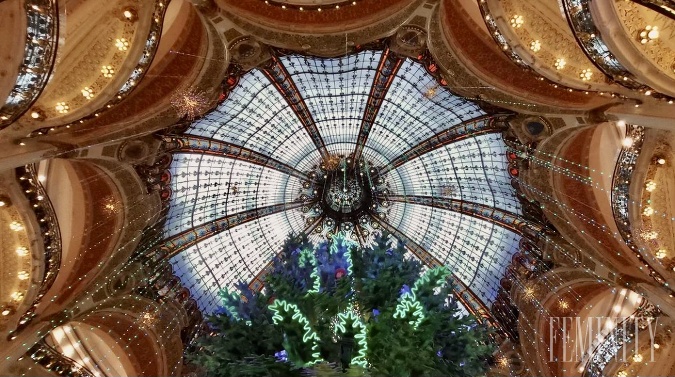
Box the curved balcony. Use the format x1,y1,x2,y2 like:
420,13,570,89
0,0,58,130
478,0,624,95
611,125,675,292
23,0,169,138
561,0,675,102
7,164,62,338
583,299,660,377
590,0,675,99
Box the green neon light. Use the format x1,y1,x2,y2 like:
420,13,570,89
394,296,425,329
298,248,321,294
411,265,451,299
334,310,368,367
269,299,322,364
329,234,357,276
394,266,451,329
218,289,242,322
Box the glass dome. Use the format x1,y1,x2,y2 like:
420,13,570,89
162,49,522,314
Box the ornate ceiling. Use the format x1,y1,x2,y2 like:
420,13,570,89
161,49,523,314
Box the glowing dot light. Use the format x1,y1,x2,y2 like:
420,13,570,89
10,292,24,302
580,69,593,81
554,58,566,70
115,38,129,51
9,221,24,231
101,65,115,78
81,87,94,99
55,102,70,114
510,15,524,28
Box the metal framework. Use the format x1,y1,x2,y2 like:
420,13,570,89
160,201,311,260
352,49,403,161
263,56,329,159
378,115,508,175
168,134,312,181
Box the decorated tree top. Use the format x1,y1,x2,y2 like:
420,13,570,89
191,232,494,377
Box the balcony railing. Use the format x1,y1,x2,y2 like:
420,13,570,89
582,299,660,377
0,0,59,129
561,0,675,103
28,0,170,138
7,164,62,339
28,340,95,377
610,125,673,292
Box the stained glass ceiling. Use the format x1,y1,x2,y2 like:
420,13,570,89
163,49,523,315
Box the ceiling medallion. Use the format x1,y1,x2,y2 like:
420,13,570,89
298,154,390,243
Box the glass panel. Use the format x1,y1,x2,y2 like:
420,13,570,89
187,69,322,171
396,203,520,304
282,51,381,157
169,211,306,313
165,153,301,237
366,59,485,160
391,133,520,213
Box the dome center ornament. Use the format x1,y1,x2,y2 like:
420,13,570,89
298,155,391,240
325,175,365,213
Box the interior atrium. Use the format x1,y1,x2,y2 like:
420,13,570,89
1,0,675,376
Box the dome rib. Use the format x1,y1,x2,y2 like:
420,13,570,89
261,55,330,159
352,49,404,161
169,134,313,181
161,201,311,260
378,115,507,175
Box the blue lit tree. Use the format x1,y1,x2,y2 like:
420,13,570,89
191,232,493,377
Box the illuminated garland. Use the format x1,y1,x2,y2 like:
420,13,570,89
269,299,322,365
334,310,368,367
393,296,425,329
218,289,242,322
329,236,357,276
394,266,451,329
298,248,321,294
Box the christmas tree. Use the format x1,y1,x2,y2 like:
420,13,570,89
190,232,494,376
